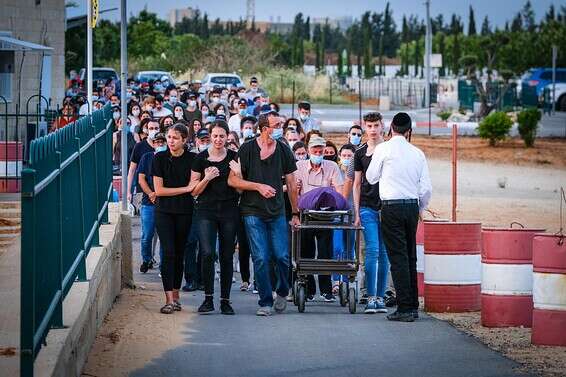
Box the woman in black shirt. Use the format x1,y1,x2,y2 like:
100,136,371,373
152,123,196,314
190,120,239,315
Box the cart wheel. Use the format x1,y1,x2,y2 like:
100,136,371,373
298,285,306,313
339,282,348,307
293,281,299,306
348,287,357,314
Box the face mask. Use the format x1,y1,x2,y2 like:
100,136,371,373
188,100,197,108
270,128,283,140
238,93,246,98
206,116,216,123
155,145,167,153
242,128,254,139
154,84,163,92
217,110,225,115
288,141,297,149
341,158,351,167
310,154,323,165
148,129,159,139
198,143,210,152
350,134,362,145
113,112,120,120
324,155,337,162
132,109,140,117
239,109,247,117
211,97,220,103
174,110,184,119
299,113,309,121
169,96,177,105
202,110,209,117
92,95,99,101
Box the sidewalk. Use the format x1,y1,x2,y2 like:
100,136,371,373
0,238,20,376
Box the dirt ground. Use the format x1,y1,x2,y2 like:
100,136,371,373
430,312,566,377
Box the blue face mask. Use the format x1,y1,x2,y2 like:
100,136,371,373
270,128,283,140
155,145,167,153
341,158,351,167
242,128,254,139
310,154,323,165
350,134,361,145
239,109,247,117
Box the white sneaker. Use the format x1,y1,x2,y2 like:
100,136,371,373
273,295,287,313
256,306,272,316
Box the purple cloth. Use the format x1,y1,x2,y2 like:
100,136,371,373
298,187,351,211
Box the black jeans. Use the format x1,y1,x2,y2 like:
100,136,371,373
237,219,251,284
301,228,333,296
155,211,192,292
380,202,419,313
197,203,239,300
184,212,201,286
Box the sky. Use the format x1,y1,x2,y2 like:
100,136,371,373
67,0,560,28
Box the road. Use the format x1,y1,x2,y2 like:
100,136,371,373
83,215,530,377
279,104,566,137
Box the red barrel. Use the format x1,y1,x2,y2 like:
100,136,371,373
112,176,122,199
531,234,566,346
424,222,482,312
0,142,23,193
416,221,425,297
481,227,544,328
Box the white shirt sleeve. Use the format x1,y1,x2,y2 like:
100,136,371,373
365,144,385,185
418,153,432,211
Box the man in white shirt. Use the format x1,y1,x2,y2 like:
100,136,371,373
366,112,432,322
228,99,249,134
151,94,173,119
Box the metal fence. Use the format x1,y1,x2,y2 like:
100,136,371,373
20,103,113,377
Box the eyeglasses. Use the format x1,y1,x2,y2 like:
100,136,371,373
350,132,362,137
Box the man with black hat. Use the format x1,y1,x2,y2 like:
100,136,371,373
298,101,320,133
246,76,267,99
195,128,211,153
366,112,432,322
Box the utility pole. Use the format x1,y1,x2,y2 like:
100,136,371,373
425,0,432,136
87,0,93,113
120,0,128,212
552,45,557,115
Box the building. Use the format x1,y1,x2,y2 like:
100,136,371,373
0,0,65,110
168,7,198,27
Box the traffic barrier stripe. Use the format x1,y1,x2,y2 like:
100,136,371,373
424,254,481,285
533,272,566,311
481,263,532,295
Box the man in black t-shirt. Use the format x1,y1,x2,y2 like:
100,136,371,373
127,119,160,207
228,113,300,316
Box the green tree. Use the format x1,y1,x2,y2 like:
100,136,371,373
468,5,477,36
517,108,542,147
361,12,374,78
481,15,491,35
478,111,513,146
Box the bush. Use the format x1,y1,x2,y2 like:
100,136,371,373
517,108,542,147
478,111,513,146
437,110,452,121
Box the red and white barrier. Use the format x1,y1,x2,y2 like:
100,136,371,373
424,222,482,312
0,142,23,193
531,234,566,346
481,228,543,328
416,221,425,297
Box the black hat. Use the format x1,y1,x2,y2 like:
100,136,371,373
238,98,247,106
250,77,258,83
241,115,257,128
215,114,227,121
298,101,311,110
155,94,164,102
188,92,197,99
196,128,210,139
153,132,166,142
392,112,412,133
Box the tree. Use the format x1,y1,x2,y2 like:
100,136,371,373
521,0,536,32
361,12,374,78
468,5,477,36
545,4,556,23
437,31,446,76
481,15,491,35
478,111,513,146
401,16,410,75
511,13,523,32
450,14,462,74
381,2,399,57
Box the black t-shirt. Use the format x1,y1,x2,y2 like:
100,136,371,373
137,151,156,206
354,144,382,211
185,109,202,124
151,148,196,214
239,139,297,218
191,149,239,208
130,140,154,191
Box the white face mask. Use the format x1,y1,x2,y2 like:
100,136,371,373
174,110,184,119
132,109,140,117
148,129,159,139
198,144,210,152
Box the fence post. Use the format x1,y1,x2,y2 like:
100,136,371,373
21,168,37,377
52,150,63,328
329,75,333,105
280,74,284,103
75,136,87,281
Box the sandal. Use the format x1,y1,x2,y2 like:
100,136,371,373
173,301,182,311
240,282,249,291
160,304,175,314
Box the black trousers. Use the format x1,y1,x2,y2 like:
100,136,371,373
301,228,333,296
155,211,192,292
380,202,419,313
198,204,239,300
237,219,251,284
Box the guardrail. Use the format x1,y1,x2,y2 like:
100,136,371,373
20,103,113,377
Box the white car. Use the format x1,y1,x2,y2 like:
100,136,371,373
135,71,176,87
201,73,244,91
544,82,566,112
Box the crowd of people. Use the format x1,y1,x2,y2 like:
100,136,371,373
59,74,432,321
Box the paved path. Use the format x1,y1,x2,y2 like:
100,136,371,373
121,218,527,377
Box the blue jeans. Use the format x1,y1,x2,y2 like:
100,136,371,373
243,215,290,307
360,207,389,298
140,205,156,263
332,229,355,282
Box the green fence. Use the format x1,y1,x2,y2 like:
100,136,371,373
458,80,518,111
20,103,113,377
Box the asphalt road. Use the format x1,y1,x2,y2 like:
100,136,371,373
279,104,566,137
127,218,528,377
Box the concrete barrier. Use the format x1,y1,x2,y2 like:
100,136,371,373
33,204,132,377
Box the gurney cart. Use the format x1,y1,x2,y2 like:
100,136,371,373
291,209,363,313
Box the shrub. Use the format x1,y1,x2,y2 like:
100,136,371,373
437,110,452,121
517,108,542,147
478,111,513,146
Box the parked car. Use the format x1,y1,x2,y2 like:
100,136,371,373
543,82,566,112
521,68,566,96
134,71,176,86
200,73,244,91
79,67,119,88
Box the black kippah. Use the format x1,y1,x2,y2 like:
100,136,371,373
392,112,412,133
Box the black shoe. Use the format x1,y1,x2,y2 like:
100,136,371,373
197,284,205,291
198,297,214,314
148,260,154,269
182,283,197,292
387,310,415,322
412,309,419,319
220,300,235,315
140,261,150,273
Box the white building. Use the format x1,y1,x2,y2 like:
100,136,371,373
168,7,198,27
